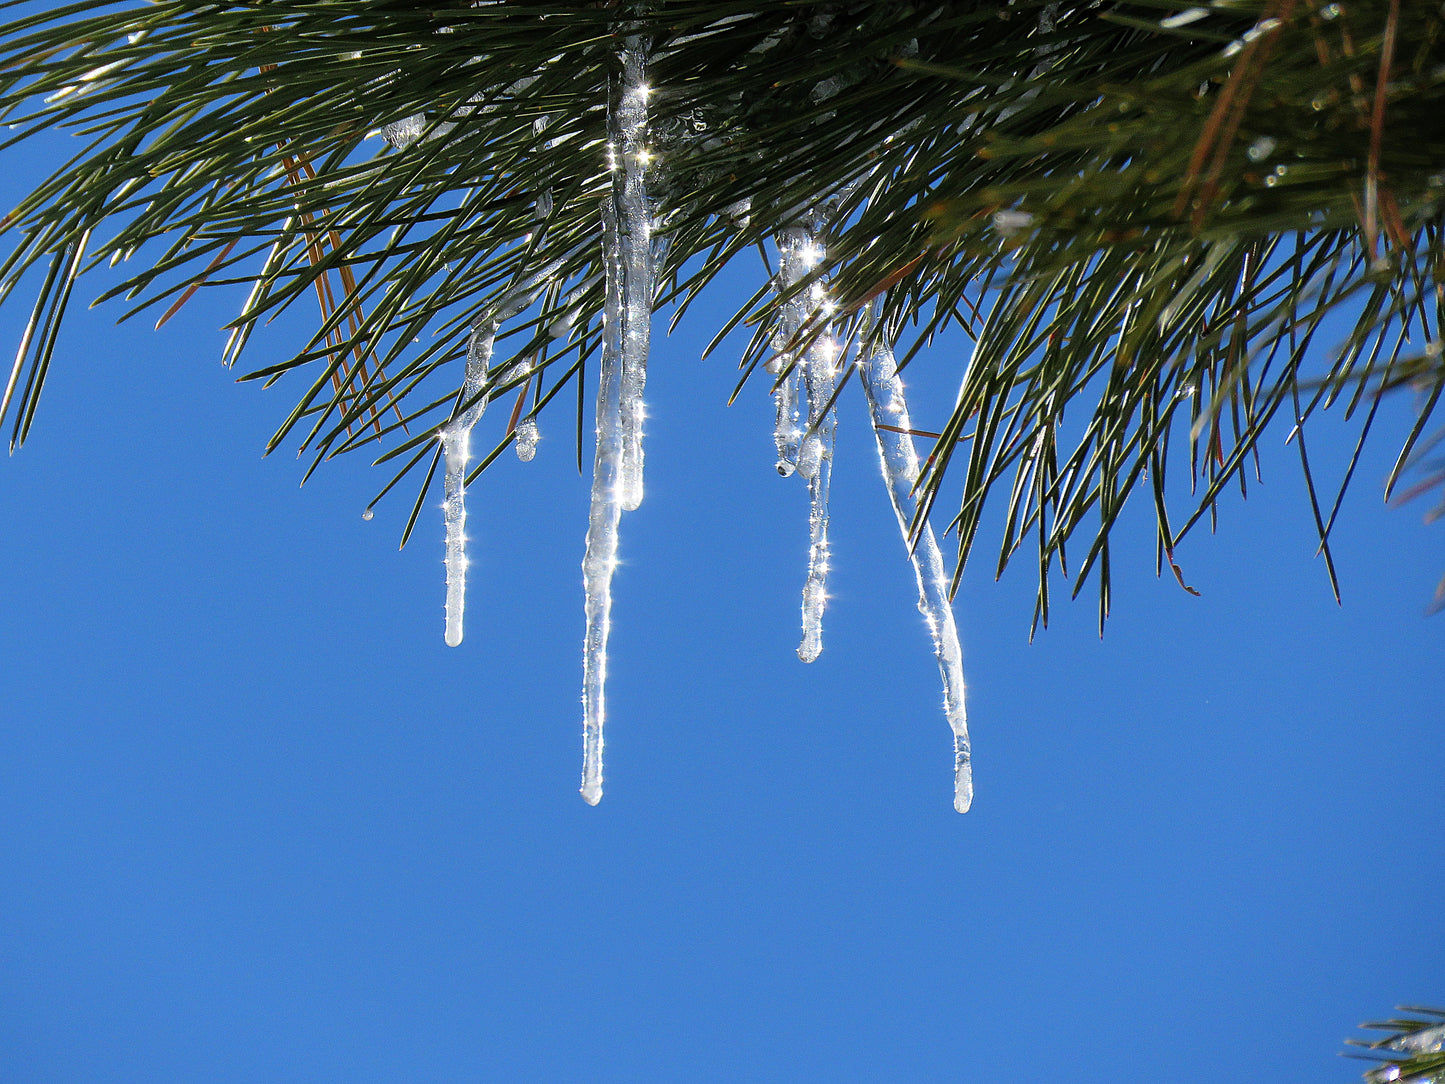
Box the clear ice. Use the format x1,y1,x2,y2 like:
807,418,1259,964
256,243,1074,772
442,316,498,647
514,417,539,461
615,43,653,513
580,197,627,806
771,220,837,662
769,227,810,477
797,328,836,663
858,303,973,813
1385,1021,1445,1055
579,36,657,804
381,113,424,148
441,274,556,647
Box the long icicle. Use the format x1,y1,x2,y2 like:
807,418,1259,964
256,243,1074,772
579,31,657,803
796,319,838,663
442,316,498,648
616,37,652,513
580,197,627,806
858,301,973,813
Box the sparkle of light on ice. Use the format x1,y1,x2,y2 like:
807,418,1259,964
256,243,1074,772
615,48,654,514
441,317,499,648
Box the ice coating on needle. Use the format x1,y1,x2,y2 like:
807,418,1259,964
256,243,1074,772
442,317,499,648
858,303,973,813
614,40,653,513
580,198,627,806
381,113,424,148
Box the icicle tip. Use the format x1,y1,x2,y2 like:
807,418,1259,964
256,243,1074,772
953,741,973,813
953,782,974,814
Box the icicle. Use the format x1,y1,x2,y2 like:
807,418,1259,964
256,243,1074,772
575,32,656,803
797,329,837,663
769,227,811,476
769,213,839,662
580,198,627,806
438,264,560,647
614,38,653,513
441,427,471,647
442,317,498,647
858,303,973,813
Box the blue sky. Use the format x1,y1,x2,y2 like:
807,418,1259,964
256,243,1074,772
1,142,1443,1083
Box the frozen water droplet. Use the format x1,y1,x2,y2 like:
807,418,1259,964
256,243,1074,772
361,509,374,521
515,418,539,461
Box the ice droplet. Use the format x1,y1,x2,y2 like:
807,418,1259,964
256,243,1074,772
515,418,539,461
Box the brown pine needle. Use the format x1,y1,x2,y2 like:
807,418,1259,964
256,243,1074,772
154,238,239,329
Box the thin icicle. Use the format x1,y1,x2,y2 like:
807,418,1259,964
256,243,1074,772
442,317,498,647
580,198,627,806
769,214,839,662
614,38,653,513
439,267,560,646
441,426,471,647
769,226,812,476
858,303,973,813
797,330,837,663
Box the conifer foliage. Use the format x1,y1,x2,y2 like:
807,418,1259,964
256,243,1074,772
0,1,1440,804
